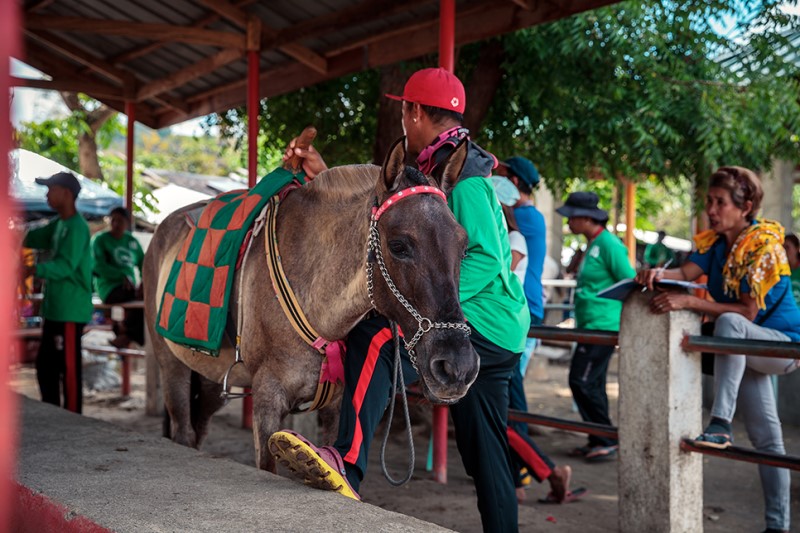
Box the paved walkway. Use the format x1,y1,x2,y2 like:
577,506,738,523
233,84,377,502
14,397,450,532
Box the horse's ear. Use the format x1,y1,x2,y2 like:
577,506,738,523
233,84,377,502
379,136,406,196
434,139,468,197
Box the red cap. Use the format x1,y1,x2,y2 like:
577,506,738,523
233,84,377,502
385,67,466,114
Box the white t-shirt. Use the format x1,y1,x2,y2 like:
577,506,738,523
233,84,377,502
509,230,528,285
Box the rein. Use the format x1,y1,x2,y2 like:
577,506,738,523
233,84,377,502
367,185,471,370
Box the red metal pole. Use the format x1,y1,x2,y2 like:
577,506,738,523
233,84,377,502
121,357,131,396
242,390,253,429
64,322,78,413
247,50,259,188
124,101,135,225
432,0,456,485
1,1,20,527
439,0,455,72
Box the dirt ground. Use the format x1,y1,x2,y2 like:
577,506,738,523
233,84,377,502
9,353,799,532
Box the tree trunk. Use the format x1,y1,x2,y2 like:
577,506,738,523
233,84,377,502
79,132,103,180
463,40,505,136
59,92,117,181
373,64,407,165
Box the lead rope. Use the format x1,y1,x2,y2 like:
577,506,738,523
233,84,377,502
379,320,415,486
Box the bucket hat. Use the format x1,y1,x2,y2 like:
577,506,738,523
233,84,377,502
385,68,465,114
556,191,608,222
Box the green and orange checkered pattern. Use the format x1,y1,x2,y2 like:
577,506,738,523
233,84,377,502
155,167,299,355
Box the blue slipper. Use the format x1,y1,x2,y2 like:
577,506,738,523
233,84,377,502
694,432,732,449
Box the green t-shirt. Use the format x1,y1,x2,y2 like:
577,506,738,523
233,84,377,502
448,177,530,353
643,241,675,267
24,214,93,323
91,231,145,302
790,268,800,307
575,230,636,331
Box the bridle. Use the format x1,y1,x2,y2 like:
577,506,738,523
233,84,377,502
366,184,471,370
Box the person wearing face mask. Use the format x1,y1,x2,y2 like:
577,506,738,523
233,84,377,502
636,166,800,533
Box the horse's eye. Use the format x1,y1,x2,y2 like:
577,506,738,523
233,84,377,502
388,240,410,258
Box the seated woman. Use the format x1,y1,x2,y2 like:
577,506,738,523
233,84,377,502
636,166,800,533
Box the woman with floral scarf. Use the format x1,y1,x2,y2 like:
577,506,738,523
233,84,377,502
636,166,800,533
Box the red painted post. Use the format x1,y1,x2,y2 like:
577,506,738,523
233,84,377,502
1,1,21,527
121,357,131,396
432,0,456,485
242,389,253,429
124,101,135,225
439,0,455,72
64,322,78,413
247,50,259,188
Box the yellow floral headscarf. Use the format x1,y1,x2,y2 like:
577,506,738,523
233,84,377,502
692,219,791,310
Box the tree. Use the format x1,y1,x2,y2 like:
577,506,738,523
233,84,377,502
58,93,117,180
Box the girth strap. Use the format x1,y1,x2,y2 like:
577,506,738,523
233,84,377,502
264,195,343,412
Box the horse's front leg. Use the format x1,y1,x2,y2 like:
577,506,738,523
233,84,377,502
250,368,290,472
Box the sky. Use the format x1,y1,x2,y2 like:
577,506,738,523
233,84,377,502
9,2,800,137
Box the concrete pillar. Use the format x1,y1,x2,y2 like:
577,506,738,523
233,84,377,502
618,292,703,533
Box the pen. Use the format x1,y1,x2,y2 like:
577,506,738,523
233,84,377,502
641,257,673,292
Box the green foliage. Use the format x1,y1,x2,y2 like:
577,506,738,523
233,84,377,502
208,71,381,173
478,0,800,190
132,128,242,177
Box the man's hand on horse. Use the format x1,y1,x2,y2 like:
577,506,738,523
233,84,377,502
283,138,328,180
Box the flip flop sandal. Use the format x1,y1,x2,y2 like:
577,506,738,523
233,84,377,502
538,487,589,504
585,445,618,462
568,445,593,457
268,430,361,501
693,432,732,450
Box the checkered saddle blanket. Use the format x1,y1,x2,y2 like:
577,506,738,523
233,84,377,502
155,167,299,355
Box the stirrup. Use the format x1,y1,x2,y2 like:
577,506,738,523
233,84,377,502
220,345,251,400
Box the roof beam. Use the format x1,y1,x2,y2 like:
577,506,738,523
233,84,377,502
264,0,433,50
24,30,188,114
136,48,243,101
11,76,124,101
198,0,328,74
25,30,137,96
25,14,246,49
156,0,619,128
107,0,257,66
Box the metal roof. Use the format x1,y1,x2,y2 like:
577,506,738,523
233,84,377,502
17,0,618,129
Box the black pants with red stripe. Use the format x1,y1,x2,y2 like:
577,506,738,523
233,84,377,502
36,320,84,413
334,315,520,533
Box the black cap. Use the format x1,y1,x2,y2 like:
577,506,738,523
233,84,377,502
35,171,81,198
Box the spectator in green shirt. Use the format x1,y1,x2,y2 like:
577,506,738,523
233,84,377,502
23,171,93,413
92,207,145,347
643,230,675,268
557,192,635,462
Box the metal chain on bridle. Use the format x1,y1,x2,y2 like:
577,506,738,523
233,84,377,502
366,186,471,486
366,218,471,370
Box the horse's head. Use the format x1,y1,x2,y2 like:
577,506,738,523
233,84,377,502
368,138,479,404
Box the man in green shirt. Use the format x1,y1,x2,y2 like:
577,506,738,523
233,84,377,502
643,230,675,268
270,68,530,532
23,171,93,413
92,206,145,347
557,192,635,462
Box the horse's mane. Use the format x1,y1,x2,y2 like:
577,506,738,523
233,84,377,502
304,164,378,202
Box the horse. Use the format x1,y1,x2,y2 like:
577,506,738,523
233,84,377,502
143,138,480,472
